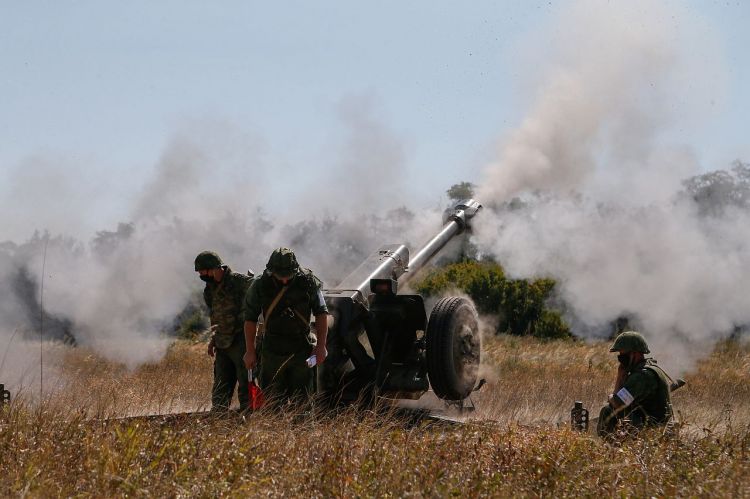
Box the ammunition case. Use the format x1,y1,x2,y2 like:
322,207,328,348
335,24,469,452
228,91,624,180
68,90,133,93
571,400,589,432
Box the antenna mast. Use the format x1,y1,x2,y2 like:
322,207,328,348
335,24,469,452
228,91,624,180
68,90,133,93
39,236,48,400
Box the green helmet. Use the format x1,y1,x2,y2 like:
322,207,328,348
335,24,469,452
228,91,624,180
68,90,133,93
266,247,299,277
194,251,223,271
609,331,650,354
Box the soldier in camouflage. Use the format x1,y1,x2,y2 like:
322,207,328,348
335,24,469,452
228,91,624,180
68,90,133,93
597,331,673,437
195,250,254,412
242,248,328,404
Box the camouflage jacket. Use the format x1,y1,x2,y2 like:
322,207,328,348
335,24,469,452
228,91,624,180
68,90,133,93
203,266,253,349
613,359,673,424
243,268,328,355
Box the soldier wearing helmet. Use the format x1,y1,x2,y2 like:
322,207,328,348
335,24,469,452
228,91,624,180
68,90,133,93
242,248,329,403
194,250,254,412
596,331,673,437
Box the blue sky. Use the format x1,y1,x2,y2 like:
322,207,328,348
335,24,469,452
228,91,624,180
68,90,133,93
1,1,748,238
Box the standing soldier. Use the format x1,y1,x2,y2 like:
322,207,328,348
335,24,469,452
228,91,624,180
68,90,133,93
194,250,254,412
596,331,673,437
242,248,328,404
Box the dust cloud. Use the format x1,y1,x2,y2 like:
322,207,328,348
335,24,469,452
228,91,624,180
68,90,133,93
475,0,745,375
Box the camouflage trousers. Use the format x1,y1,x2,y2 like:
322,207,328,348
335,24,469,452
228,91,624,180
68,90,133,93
259,348,313,404
212,333,249,411
596,405,619,437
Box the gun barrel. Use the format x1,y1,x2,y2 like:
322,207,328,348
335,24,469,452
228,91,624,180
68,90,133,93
405,199,482,280
406,221,460,280
326,199,481,305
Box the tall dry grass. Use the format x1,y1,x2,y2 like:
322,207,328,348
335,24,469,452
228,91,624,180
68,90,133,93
1,335,748,497
477,335,750,432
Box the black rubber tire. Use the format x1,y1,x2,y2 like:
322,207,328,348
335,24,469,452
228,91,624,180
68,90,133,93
426,296,481,401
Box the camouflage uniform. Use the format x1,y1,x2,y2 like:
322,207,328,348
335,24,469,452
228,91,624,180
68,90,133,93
597,332,673,436
203,265,254,411
243,267,328,402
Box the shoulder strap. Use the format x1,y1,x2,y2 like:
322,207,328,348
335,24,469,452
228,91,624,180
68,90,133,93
263,285,289,327
643,362,674,384
294,271,320,327
292,308,311,328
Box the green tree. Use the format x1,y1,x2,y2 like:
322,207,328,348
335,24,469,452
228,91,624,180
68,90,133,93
681,160,750,216
172,289,209,340
446,181,475,201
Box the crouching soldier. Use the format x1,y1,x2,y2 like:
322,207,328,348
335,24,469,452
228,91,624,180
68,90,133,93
597,331,673,437
242,248,328,405
195,251,254,412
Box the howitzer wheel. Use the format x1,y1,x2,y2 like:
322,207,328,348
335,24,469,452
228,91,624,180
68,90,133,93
426,296,481,401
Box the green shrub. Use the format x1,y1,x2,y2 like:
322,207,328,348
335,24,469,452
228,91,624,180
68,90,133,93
176,309,209,340
533,309,572,339
415,261,571,339
171,290,209,340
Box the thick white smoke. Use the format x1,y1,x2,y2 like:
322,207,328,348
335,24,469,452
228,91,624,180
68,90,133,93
0,101,441,387
479,0,723,202
476,0,743,375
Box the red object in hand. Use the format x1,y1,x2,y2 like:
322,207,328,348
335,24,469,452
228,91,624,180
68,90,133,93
248,371,264,410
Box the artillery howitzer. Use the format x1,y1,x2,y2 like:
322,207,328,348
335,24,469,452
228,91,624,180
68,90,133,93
319,199,483,407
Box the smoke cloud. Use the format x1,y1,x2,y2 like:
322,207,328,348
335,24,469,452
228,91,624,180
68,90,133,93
475,0,743,375
0,100,440,390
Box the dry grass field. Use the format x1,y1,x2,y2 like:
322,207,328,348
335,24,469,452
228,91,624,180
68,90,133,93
2,335,749,497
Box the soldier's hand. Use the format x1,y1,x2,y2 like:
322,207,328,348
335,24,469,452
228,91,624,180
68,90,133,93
243,350,257,370
313,344,328,365
207,339,216,358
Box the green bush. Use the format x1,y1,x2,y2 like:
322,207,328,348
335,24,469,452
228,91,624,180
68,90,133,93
172,290,209,340
415,261,571,339
533,309,572,339
176,308,209,340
